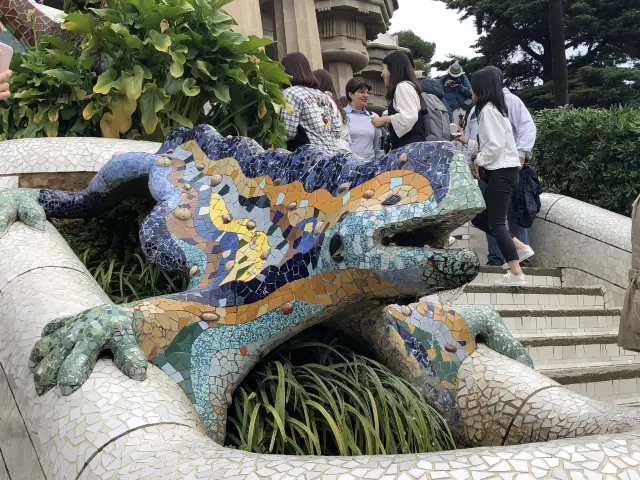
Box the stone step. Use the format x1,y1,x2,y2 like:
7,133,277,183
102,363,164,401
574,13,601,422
525,335,639,369
541,362,640,404
496,307,622,336
473,266,562,287
451,285,605,308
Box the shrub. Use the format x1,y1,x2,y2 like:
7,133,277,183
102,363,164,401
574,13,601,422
226,331,456,456
530,106,640,216
1,0,289,146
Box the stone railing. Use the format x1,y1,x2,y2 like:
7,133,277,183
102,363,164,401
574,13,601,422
530,194,631,307
2,217,640,479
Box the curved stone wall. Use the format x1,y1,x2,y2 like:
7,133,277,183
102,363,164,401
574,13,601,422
0,137,160,190
530,193,632,306
2,219,640,478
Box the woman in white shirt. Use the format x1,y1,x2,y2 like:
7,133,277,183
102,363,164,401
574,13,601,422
457,68,534,286
371,51,425,149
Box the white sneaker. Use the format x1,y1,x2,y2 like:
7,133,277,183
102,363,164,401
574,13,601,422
495,272,527,287
502,245,535,269
448,236,457,246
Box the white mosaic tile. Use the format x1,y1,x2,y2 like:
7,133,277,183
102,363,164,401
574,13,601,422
0,176,18,189
0,138,160,175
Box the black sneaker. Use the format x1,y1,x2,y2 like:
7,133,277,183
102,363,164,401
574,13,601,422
486,260,503,267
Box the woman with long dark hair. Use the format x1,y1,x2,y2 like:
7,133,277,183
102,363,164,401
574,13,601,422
313,69,351,151
281,52,342,153
457,67,534,286
371,51,425,149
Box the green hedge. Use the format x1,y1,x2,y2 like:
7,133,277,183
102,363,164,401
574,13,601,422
530,106,640,217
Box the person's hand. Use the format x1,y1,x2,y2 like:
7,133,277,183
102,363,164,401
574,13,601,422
471,159,480,180
371,116,389,128
456,135,469,145
0,70,12,100
520,156,526,167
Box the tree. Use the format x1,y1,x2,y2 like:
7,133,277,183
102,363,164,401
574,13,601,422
548,0,569,105
437,0,640,84
414,58,427,71
519,66,640,110
394,30,436,67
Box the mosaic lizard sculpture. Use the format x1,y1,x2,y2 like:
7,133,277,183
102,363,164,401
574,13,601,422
2,125,636,448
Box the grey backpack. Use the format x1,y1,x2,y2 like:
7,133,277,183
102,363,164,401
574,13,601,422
419,93,450,141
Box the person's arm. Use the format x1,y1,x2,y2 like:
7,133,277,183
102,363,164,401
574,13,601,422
509,97,537,157
389,83,420,137
372,113,385,160
474,106,507,168
462,110,479,155
281,89,301,141
458,75,472,99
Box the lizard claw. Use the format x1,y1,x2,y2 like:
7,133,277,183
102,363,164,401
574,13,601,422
30,304,148,395
0,188,46,237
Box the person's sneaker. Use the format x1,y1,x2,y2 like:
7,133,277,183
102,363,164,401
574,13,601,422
502,246,535,269
495,272,527,286
448,236,457,246
486,259,503,267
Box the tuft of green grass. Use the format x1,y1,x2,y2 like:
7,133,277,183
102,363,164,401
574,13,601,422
81,248,187,303
53,196,187,303
226,333,455,456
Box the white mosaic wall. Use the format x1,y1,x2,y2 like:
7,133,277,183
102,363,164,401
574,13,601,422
0,137,159,184
530,194,631,307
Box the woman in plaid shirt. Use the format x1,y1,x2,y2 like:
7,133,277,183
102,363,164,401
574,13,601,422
281,53,343,153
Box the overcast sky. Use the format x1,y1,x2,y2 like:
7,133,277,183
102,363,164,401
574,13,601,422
388,0,479,64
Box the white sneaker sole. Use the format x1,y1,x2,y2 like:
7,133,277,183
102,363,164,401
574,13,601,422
502,249,535,269
495,279,528,287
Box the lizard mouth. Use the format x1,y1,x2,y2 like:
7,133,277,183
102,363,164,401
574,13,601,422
378,216,460,249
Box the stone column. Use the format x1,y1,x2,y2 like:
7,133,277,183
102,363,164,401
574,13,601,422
273,0,323,69
225,0,264,37
317,15,370,96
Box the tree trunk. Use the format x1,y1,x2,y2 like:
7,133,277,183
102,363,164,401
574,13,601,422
548,0,569,105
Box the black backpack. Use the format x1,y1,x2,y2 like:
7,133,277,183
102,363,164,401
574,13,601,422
514,164,542,228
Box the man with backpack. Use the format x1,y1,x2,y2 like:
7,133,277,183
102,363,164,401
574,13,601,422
463,66,539,267
440,62,472,128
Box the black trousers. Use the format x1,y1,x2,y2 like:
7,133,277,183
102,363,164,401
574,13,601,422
471,167,520,263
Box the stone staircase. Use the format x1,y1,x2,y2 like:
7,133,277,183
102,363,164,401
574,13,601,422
446,266,639,405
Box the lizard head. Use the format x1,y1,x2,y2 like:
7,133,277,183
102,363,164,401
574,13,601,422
315,146,485,298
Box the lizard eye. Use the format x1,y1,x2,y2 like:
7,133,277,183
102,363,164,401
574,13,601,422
329,234,344,263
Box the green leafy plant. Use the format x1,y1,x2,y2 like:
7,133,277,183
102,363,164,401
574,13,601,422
226,332,456,456
0,36,97,139
2,0,289,146
530,106,640,216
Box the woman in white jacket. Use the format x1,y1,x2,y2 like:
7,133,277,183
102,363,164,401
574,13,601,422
457,68,534,286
